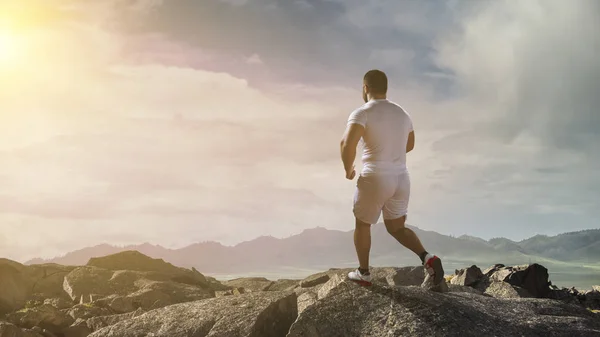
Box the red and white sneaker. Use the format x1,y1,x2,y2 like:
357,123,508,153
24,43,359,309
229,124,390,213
424,254,445,287
348,269,372,286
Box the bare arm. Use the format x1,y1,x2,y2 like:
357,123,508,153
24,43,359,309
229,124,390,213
340,123,365,178
406,130,415,153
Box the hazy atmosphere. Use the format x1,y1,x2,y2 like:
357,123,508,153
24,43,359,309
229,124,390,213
1,0,599,263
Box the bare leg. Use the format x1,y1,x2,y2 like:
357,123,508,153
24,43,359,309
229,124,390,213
354,218,371,270
384,215,426,256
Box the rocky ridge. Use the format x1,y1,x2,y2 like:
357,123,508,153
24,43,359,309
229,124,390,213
1,251,599,337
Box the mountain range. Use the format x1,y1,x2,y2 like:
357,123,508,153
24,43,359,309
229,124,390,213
25,225,600,278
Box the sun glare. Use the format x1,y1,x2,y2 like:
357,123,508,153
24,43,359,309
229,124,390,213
0,31,17,64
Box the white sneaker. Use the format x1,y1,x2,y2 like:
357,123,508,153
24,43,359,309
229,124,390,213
348,269,372,286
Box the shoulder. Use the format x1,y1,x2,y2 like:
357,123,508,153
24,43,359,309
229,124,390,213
348,102,374,117
388,100,411,118
347,103,372,126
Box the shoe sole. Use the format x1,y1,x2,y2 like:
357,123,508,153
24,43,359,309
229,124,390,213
349,279,373,287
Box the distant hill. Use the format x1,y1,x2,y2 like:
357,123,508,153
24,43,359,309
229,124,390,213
24,226,600,275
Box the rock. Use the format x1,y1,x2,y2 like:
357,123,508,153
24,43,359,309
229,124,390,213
214,291,231,298
224,277,274,292
105,296,135,314
87,251,208,288
299,266,424,291
28,327,54,337
421,272,449,293
63,267,115,303
11,304,75,333
61,319,92,337
27,264,77,301
43,298,73,310
490,268,512,282
299,273,330,288
451,265,484,287
88,291,298,337
67,305,112,321
63,267,213,312
297,292,318,315
447,284,484,295
317,274,346,300
293,284,323,298
582,290,600,310
547,288,579,304
62,325,91,337
287,278,600,337
0,322,43,337
370,266,425,287
215,288,245,298
487,264,550,298
501,264,550,298
125,280,213,310
0,262,32,315
86,308,145,331
484,281,532,299
483,264,505,277
266,279,299,292
203,277,231,292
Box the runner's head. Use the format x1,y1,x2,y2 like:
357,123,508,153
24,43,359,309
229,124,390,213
363,69,388,103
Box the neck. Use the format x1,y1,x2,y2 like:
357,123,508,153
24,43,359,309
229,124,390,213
369,94,386,101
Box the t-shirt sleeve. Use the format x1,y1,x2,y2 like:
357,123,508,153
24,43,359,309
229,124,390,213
405,111,414,132
347,108,367,127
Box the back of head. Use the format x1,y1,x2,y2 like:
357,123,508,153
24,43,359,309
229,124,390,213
363,69,388,95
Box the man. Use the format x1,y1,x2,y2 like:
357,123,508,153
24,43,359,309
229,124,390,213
340,69,446,291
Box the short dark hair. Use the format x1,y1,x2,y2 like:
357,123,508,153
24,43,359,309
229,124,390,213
363,69,388,94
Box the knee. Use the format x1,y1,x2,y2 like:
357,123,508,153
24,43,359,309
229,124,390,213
355,218,371,229
385,217,406,235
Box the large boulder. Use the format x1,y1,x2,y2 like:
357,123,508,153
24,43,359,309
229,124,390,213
451,265,484,287
27,264,77,301
484,281,532,299
86,308,145,332
0,322,43,337
483,264,505,277
287,278,600,337
87,251,208,288
223,277,273,292
299,272,331,288
489,264,550,298
370,266,425,287
88,291,298,337
297,292,318,315
63,267,116,303
299,266,425,290
124,280,212,310
0,262,33,314
7,304,74,333
63,266,213,311
266,279,299,292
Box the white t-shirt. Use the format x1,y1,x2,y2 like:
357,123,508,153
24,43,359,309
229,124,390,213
347,99,413,176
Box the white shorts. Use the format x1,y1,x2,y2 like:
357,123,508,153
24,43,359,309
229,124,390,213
353,172,410,225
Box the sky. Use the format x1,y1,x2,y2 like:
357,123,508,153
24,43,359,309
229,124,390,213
0,0,599,262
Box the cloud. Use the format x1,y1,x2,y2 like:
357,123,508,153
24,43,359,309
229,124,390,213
245,53,263,65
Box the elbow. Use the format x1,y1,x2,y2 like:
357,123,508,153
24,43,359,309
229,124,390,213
340,139,350,152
